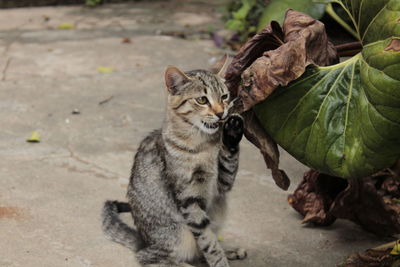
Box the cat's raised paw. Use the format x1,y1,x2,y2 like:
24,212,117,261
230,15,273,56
225,248,247,261
222,114,244,150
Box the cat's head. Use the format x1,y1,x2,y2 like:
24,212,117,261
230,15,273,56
164,59,232,135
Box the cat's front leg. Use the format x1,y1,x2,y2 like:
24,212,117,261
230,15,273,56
194,227,230,267
218,114,244,193
179,199,229,267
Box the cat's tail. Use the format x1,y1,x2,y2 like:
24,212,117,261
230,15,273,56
101,200,144,252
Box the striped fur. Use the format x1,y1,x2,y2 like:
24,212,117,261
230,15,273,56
102,67,246,267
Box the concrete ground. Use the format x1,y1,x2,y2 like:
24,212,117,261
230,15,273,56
0,1,393,267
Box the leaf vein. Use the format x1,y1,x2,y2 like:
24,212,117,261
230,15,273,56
362,84,400,127
358,0,364,28
304,64,352,162
361,2,389,42
276,70,331,134
341,59,357,169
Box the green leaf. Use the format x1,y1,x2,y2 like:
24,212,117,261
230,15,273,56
26,131,40,143
97,66,114,74
391,240,400,255
225,0,257,32
57,23,75,30
85,0,102,6
225,19,247,32
232,0,255,20
326,3,359,39
257,0,326,31
254,0,400,178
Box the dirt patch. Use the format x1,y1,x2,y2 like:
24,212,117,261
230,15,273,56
0,206,25,219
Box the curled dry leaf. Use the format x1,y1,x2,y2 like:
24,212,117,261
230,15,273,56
243,110,290,190
225,10,337,190
225,20,284,99
226,9,338,110
287,170,344,226
289,162,400,236
240,10,338,110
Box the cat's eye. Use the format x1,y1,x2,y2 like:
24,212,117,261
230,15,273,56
221,94,228,101
196,96,208,105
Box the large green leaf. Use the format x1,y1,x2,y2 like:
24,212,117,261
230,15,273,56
254,0,400,178
257,0,326,31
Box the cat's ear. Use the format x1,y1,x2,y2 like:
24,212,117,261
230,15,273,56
217,54,231,79
165,66,190,95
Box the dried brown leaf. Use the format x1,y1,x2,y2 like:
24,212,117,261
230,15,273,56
225,20,284,98
242,110,290,190
225,10,338,190
238,9,338,110
289,163,400,236
288,170,342,225
340,246,399,267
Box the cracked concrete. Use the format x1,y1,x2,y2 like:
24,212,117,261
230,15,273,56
0,1,393,267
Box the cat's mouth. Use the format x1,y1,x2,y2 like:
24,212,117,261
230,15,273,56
202,121,219,130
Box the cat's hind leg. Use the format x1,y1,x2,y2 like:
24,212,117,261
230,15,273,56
136,226,198,267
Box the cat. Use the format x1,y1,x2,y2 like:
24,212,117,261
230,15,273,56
102,61,246,267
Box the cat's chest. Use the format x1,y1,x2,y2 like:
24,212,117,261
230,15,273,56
170,148,219,180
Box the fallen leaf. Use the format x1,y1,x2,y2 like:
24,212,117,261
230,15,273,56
390,240,400,256
121,38,131,44
0,206,24,219
42,15,50,22
289,163,400,236
98,95,113,105
26,131,40,143
57,23,75,30
288,170,345,226
97,66,114,73
340,241,400,267
217,234,223,242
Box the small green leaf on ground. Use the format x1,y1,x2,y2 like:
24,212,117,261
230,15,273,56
26,131,40,143
57,23,75,30
391,240,400,256
97,66,114,74
217,234,223,242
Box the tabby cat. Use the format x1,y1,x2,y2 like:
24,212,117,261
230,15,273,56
102,61,246,267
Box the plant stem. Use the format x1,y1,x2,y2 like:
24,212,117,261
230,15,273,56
335,41,362,56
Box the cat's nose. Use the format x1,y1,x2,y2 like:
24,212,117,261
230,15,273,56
216,112,224,119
